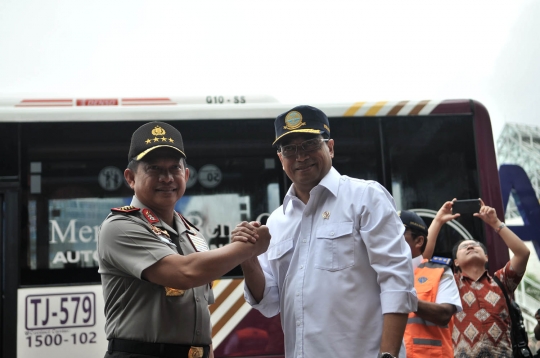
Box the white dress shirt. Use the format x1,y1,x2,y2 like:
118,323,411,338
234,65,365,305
245,167,417,358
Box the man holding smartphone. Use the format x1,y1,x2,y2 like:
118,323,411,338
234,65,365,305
424,198,530,357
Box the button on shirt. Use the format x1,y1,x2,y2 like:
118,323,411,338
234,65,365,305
244,167,417,358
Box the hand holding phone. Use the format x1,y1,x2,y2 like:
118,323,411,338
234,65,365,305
452,199,481,214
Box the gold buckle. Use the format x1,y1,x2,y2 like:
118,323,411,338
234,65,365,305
188,346,204,358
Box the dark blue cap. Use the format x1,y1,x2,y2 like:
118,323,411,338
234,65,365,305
273,105,331,146
398,210,428,235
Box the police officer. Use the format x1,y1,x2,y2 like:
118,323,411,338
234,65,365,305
399,210,462,358
97,121,270,358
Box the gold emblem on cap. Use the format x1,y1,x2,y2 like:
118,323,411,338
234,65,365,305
152,125,166,136
144,125,174,146
284,111,306,130
322,211,330,219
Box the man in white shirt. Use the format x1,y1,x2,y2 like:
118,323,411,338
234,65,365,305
234,105,417,358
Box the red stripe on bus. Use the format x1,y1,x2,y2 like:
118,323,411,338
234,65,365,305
15,104,72,107
20,99,72,103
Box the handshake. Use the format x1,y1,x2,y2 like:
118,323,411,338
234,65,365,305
231,221,271,257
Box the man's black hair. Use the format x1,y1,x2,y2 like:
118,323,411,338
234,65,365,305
408,228,428,254
452,239,488,272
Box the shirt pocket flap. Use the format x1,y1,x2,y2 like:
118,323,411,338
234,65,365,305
268,239,293,260
316,222,354,239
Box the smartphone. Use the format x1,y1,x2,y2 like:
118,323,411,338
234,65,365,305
452,199,481,214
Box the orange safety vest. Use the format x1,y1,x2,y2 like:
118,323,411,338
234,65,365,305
404,259,454,358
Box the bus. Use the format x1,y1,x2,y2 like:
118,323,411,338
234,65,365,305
0,96,509,358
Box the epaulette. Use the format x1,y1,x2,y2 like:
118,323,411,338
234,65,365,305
430,256,452,266
111,205,140,214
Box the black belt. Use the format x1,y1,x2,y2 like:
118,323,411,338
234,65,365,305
108,338,209,358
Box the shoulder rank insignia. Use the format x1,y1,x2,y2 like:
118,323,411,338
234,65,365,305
111,205,140,213
142,208,160,224
430,256,452,266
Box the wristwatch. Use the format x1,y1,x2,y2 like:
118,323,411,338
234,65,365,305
378,353,396,358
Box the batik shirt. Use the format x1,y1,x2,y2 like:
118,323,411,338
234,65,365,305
453,261,524,358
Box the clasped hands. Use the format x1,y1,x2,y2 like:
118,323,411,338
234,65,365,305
231,221,271,257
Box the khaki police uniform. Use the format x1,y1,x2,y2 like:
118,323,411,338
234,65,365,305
98,196,214,356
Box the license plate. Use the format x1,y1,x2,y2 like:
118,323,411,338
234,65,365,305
25,292,96,330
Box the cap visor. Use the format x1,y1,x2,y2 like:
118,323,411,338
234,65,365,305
135,145,186,160
272,129,323,146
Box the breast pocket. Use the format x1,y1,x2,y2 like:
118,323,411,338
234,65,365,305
314,222,355,271
268,239,294,261
267,239,294,278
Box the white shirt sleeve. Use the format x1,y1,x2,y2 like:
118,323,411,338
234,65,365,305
243,263,281,317
435,267,463,312
359,182,418,314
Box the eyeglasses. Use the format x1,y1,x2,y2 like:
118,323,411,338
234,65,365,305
458,242,481,250
279,138,329,158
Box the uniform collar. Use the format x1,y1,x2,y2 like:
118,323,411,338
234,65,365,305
174,212,196,235
130,195,181,235
282,167,341,213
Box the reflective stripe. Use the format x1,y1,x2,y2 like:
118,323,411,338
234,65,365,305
413,338,442,346
407,317,448,328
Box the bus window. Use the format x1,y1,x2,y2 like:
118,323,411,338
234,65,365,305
0,122,19,179
381,115,483,258
19,119,281,285
329,117,382,183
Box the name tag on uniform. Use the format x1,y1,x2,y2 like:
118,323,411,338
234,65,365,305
188,234,210,252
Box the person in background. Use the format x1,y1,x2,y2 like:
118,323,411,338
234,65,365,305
233,105,417,358
399,210,462,357
97,121,270,358
426,198,530,357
